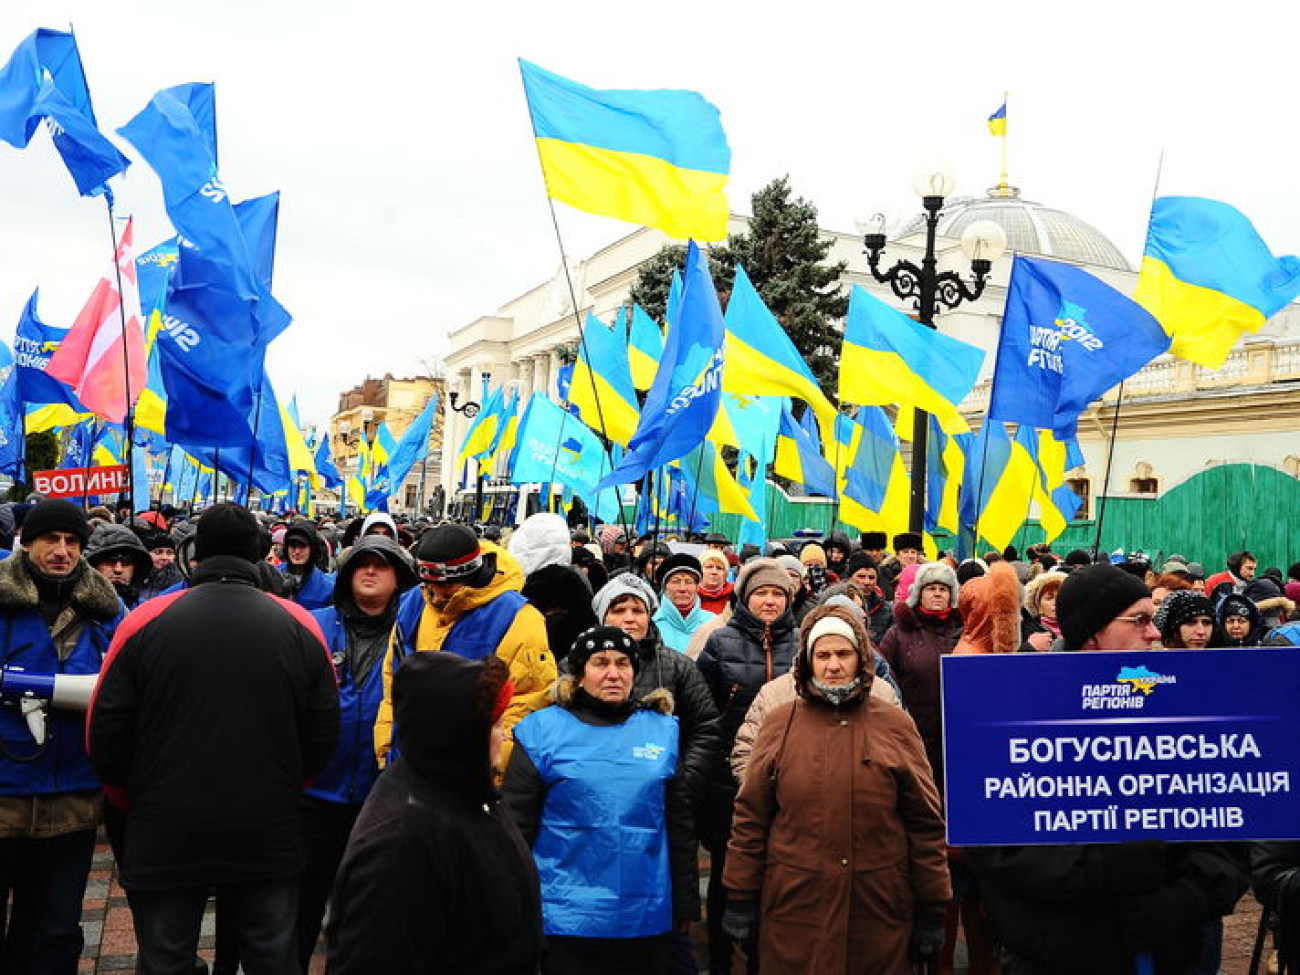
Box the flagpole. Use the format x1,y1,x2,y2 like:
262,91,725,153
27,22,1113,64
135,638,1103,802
998,90,1010,195
685,449,708,536
1092,383,1127,557
102,203,136,518
830,407,845,533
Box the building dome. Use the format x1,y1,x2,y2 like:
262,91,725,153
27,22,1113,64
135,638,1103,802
898,186,1132,271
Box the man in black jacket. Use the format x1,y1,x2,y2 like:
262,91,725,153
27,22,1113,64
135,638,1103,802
88,502,340,974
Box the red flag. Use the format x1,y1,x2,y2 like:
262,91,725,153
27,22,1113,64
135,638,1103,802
46,218,147,424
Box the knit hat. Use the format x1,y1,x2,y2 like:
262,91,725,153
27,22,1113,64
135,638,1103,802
591,571,659,622
567,625,639,677
893,532,923,553
1156,590,1215,643
655,552,702,591
798,543,828,567
774,554,807,580
360,512,398,538
736,556,797,606
1161,560,1191,577
794,604,872,700
21,500,91,548
906,561,959,609
415,523,494,587
1063,548,1093,568
195,502,261,562
1057,563,1151,651
956,558,988,586
860,531,887,551
1216,593,1259,627
844,551,877,577
807,613,859,651
143,529,175,552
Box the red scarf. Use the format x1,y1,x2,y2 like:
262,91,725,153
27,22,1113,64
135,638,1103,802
917,605,953,622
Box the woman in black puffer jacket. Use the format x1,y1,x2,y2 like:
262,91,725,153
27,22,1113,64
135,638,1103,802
694,558,799,975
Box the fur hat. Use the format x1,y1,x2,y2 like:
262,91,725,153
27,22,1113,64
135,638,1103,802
655,552,703,591
591,572,659,622
860,531,887,550
893,532,924,553
22,500,91,548
1057,563,1151,651
905,561,959,609
736,557,797,606
1023,570,1067,616
955,562,1022,653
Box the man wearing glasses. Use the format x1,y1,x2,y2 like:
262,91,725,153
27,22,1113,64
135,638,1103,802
1056,562,1162,652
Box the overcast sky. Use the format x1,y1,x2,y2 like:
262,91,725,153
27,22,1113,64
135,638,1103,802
1,0,1297,432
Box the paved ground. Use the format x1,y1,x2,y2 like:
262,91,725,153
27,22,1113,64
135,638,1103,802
79,830,1271,974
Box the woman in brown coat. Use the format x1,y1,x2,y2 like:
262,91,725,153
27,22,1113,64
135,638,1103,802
722,604,951,974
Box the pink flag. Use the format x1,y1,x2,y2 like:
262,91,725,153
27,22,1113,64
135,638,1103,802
46,218,147,425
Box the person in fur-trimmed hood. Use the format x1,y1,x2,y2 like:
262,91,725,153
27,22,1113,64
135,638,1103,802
955,560,1023,654
503,626,698,974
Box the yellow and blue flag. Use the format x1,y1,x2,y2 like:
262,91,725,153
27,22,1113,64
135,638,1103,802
597,242,725,489
723,265,838,438
925,416,969,535
959,420,1038,551
1135,196,1300,368
840,407,910,535
840,285,984,433
518,60,730,241
313,437,343,490
1015,425,1084,543
679,441,756,520
509,394,621,521
459,383,507,463
385,394,438,489
773,401,835,498
990,256,1169,439
627,304,664,392
987,101,1007,137
570,311,640,445
486,390,521,469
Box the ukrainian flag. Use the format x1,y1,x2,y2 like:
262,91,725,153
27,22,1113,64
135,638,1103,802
627,304,664,392
570,311,640,445
519,60,731,242
959,420,1038,551
1016,426,1083,543
723,265,839,437
840,286,985,434
773,401,836,498
925,416,969,535
680,441,756,520
1135,196,1300,368
459,383,507,463
839,407,910,536
987,101,1007,136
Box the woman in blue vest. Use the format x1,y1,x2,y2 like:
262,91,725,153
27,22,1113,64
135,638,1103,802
504,625,699,974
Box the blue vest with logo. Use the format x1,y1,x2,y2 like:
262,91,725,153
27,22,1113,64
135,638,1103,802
0,607,120,795
395,587,527,662
512,705,678,938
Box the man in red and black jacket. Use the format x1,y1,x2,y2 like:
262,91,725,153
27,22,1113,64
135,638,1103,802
88,502,340,974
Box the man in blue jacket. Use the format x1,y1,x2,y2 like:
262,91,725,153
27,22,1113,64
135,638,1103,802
0,500,124,972
298,534,417,972
282,519,336,611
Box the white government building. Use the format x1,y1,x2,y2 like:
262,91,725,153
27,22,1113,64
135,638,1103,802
439,184,1300,528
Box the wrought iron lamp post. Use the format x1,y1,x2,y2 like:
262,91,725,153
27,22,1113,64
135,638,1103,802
859,161,1007,533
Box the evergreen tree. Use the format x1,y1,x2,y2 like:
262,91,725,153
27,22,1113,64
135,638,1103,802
628,176,847,395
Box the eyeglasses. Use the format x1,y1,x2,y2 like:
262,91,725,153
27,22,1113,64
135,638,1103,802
1113,613,1155,629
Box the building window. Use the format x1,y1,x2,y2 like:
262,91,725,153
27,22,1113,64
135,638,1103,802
1066,478,1091,520
1128,477,1158,495
404,486,417,509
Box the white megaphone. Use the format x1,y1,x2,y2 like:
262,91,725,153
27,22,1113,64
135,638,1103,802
0,667,98,744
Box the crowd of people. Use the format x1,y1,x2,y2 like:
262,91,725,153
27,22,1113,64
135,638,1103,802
2,497,1300,974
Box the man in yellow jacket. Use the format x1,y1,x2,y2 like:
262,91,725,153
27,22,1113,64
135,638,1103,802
375,524,556,772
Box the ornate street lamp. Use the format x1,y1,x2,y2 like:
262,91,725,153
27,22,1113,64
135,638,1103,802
859,161,1007,533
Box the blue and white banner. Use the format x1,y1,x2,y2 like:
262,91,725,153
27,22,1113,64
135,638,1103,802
942,649,1300,845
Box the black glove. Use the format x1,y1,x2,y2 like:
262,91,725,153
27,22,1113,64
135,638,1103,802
721,899,758,943
910,905,946,960
1118,880,1206,960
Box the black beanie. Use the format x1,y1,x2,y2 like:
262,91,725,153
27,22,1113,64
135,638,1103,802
1156,590,1214,643
655,552,702,591
22,500,91,548
567,625,639,677
1057,563,1151,651
845,551,877,576
195,503,261,562
415,524,493,587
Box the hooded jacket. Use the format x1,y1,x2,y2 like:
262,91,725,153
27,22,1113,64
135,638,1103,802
507,513,571,579
282,520,336,611
85,523,152,608
377,542,556,770
0,554,123,835
652,595,715,654
328,653,544,974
